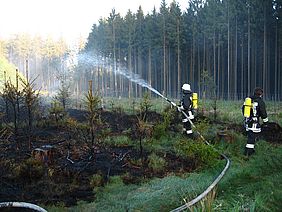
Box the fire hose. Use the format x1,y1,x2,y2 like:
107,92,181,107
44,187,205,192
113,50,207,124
0,97,229,212
0,202,47,211
164,97,231,212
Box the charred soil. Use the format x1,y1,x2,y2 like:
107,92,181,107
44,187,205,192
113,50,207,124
0,109,281,207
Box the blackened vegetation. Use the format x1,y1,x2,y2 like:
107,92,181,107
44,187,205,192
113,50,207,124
0,108,191,207
261,122,282,144
224,121,282,144
0,109,281,207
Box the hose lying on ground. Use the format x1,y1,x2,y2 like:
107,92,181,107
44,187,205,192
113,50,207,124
0,202,47,212
170,153,230,212
165,99,231,212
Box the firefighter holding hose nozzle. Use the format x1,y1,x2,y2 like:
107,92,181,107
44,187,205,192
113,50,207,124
178,83,198,138
242,87,268,156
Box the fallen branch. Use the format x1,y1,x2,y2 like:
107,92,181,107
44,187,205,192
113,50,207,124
107,150,131,179
67,150,74,164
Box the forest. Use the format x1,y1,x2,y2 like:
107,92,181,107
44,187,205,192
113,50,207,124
0,0,281,100
81,0,282,100
0,0,282,211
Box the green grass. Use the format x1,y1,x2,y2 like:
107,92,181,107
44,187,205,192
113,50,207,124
199,99,282,125
47,161,225,212
46,98,282,212
215,141,282,211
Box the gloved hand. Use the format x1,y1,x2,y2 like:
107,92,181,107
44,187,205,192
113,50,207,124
177,106,184,112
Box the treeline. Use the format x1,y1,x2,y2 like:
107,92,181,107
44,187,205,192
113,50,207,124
0,34,85,93
79,0,282,100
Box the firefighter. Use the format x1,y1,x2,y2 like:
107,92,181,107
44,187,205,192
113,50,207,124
242,87,268,156
178,83,196,138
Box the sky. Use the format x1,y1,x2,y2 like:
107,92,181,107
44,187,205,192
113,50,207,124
0,0,188,46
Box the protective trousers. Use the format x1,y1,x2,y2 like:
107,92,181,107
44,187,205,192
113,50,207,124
182,112,193,136
245,131,258,156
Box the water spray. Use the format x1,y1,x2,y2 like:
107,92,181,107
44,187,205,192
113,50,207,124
74,52,230,210
76,52,203,138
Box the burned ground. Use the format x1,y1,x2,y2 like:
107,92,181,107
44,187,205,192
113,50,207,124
0,109,281,208
0,109,177,207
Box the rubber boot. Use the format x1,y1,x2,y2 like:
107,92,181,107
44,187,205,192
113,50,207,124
244,147,255,156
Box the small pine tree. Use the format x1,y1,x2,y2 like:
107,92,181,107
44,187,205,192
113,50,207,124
85,81,102,152
139,92,152,121
55,81,71,111
1,78,21,140
49,100,65,126
21,77,40,149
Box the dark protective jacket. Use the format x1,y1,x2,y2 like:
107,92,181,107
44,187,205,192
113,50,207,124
250,95,268,120
244,94,268,132
180,91,194,119
181,92,192,110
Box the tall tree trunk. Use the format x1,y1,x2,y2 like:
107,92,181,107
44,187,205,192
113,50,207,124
128,45,132,98
113,22,117,97
163,31,166,95
221,40,224,99
148,47,152,97
217,34,221,98
279,37,281,100
234,18,238,99
134,49,138,97
227,3,230,99
263,6,267,96
248,5,251,95
213,30,216,85
253,36,257,90
198,39,201,96
203,34,206,72
241,38,244,99
275,20,278,100
177,19,181,98
138,47,142,98
190,34,195,89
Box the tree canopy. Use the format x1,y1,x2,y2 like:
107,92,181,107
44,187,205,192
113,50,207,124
78,0,282,100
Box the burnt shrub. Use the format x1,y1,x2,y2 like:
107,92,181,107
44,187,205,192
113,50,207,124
13,158,45,181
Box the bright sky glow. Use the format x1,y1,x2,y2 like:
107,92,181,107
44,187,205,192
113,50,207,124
0,0,188,46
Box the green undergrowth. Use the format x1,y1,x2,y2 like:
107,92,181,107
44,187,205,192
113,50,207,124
214,141,282,211
201,99,282,125
46,98,281,212
47,130,282,212
47,160,225,212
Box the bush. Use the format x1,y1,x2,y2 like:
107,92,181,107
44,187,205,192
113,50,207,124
89,173,104,189
103,135,132,147
148,153,167,173
13,158,45,180
121,172,135,184
174,139,219,168
152,107,174,139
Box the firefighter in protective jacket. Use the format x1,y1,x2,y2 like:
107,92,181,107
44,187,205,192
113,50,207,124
178,83,196,137
242,87,268,156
